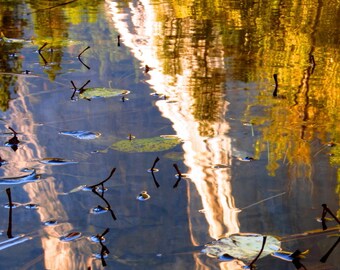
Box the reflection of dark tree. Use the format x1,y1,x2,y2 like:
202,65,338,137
0,0,26,111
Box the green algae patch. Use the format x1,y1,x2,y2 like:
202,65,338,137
109,136,181,153
80,88,130,99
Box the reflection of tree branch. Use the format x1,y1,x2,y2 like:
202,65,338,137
6,188,13,238
27,0,78,15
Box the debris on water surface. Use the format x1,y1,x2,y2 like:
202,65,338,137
44,220,58,226
4,202,20,208
90,205,109,214
109,136,181,153
137,191,150,201
93,252,109,259
39,157,78,165
238,156,255,162
202,233,281,262
89,235,105,243
59,130,101,140
79,88,130,99
24,203,39,209
60,231,82,242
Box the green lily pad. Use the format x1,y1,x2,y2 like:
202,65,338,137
108,136,181,153
80,88,130,99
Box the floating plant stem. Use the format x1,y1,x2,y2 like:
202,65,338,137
6,188,13,238
150,157,160,172
272,74,278,97
247,236,267,269
88,167,116,192
98,228,110,267
38,42,48,52
91,188,117,220
290,250,307,270
320,236,340,263
78,46,90,59
78,46,90,70
173,163,182,189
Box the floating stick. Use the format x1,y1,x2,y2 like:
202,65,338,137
38,43,48,65
173,163,182,188
272,74,278,97
88,167,116,194
291,250,307,269
321,204,340,228
150,157,160,171
6,188,13,238
70,80,91,101
248,236,267,269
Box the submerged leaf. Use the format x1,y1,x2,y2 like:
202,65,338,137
59,130,101,140
80,88,130,99
202,233,281,262
109,136,181,153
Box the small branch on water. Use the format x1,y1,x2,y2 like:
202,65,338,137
320,236,340,263
78,46,90,59
173,163,182,188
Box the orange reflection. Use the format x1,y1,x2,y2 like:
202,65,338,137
105,0,240,266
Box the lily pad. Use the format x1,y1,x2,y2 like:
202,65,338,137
79,88,130,99
109,136,181,153
202,233,281,262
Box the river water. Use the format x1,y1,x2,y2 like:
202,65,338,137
0,0,339,269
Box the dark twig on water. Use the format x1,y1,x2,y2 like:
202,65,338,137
78,46,90,70
289,250,307,270
247,236,267,269
88,167,116,192
38,43,48,65
173,163,182,188
70,80,91,101
149,157,160,188
6,188,13,238
151,171,160,188
92,189,117,221
321,204,340,228
272,74,278,97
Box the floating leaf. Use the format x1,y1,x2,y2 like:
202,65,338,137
79,88,130,99
60,231,82,242
59,130,101,140
202,233,281,262
39,157,78,165
109,136,181,153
